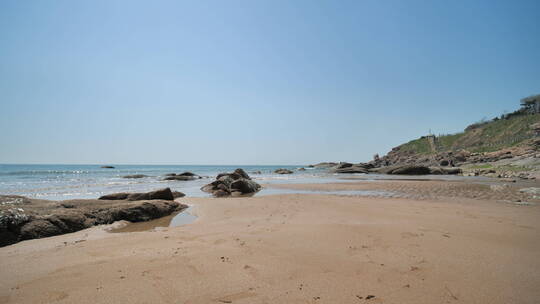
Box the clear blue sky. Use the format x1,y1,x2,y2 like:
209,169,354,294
1,0,539,165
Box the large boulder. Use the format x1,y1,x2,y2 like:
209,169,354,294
201,169,261,197
99,188,175,201
274,168,294,174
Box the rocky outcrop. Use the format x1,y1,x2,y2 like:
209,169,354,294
201,169,261,197
0,195,186,247
122,174,148,179
99,188,175,201
101,166,115,169
274,168,294,174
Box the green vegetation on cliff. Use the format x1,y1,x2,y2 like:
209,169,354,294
399,112,540,155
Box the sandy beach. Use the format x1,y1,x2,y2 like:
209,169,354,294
1,180,539,304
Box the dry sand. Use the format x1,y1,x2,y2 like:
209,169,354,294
1,180,540,304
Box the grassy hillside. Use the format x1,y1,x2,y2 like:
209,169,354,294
399,113,540,154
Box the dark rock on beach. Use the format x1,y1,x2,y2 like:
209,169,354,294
122,174,148,179
0,194,186,247
201,169,261,197
164,175,197,181
163,172,198,181
308,162,338,169
99,188,175,201
274,168,294,174
371,165,431,175
330,162,370,174
172,191,186,198
101,165,115,169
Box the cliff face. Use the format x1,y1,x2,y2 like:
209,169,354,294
372,112,540,179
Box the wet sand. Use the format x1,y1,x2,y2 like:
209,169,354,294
1,181,540,304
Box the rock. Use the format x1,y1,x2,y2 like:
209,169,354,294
201,169,261,197
1,195,185,247
172,191,186,198
298,168,306,171
20,219,63,240
99,192,130,200
440,160,450,166
332,166,369,174
442,167,462,175
308,162,338,168
0,195,31,206
178,172,196,177
231,179,261,194
99,188,175,201
336,162,354,169
428,167,445,175
101,166,115,169
163,175,197,181
428,167,461,175
213,190,230,197
163,172,198,180
233,168,251,180
376,165,431,175
122,174,148,179
251,171,262,174
274,168,294,174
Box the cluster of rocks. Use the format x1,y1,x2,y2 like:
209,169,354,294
201,169,261,197
309,161,463,176
371,165,461,175
0,189,186,247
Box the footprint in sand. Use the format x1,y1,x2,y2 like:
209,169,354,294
243,264,258,278
45,291,69,301
401,232,421,239
214,290,257,303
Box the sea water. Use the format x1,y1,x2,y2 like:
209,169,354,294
0,164,337,200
